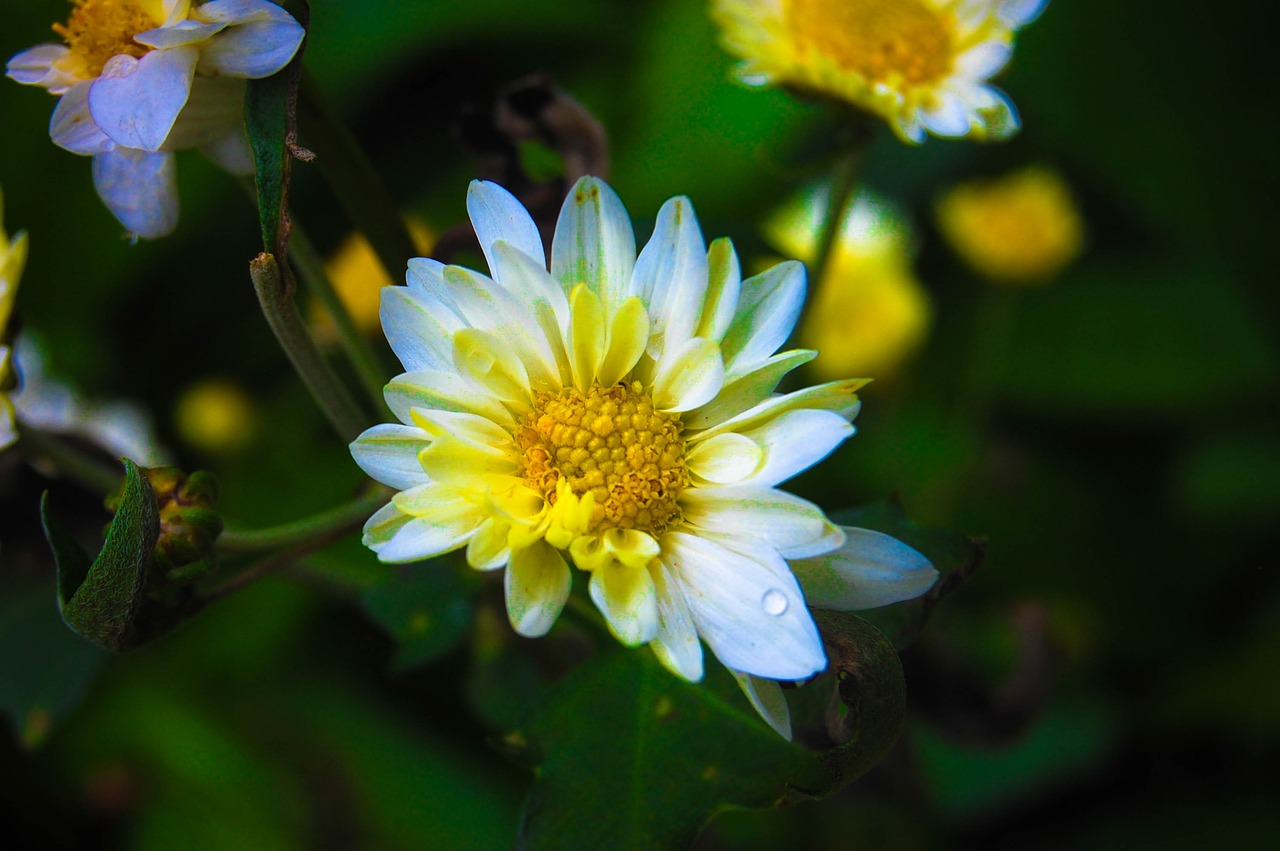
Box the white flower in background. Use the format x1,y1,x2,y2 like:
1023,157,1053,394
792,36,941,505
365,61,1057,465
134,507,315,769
2,189,30,451
350,176,938,737
6,0,305,238
712,0,1048,143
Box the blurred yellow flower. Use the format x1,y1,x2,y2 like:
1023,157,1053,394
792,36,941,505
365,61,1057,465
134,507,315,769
313,219,435,342
1,189,29,450
174,378,256,455
936,166,1083,285
711,0,1047,142
767,189,930,380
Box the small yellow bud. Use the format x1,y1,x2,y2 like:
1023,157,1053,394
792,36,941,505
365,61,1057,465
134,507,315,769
174,379,256,455
935,167,1085,286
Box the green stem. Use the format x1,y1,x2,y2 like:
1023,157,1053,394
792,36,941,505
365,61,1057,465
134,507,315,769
289,224,392,416
296,71,417,283
217,486,390,554
14,419,122,495
808,117,875,292
250,252,369,442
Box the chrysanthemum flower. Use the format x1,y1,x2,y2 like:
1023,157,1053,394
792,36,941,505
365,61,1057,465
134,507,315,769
936,165,1083,285
6,0,304,238
1,189,29,450
350,176,938,736
711,0,1048,143
767,187,930,379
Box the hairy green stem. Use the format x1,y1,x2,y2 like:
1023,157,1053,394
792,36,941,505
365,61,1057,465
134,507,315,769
217,485,390,554
15,419,123,495
289,224,392,416
250,252,368,442
296,71,417,283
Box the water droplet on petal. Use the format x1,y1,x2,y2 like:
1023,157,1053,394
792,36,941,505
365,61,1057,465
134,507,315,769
762,589,789,616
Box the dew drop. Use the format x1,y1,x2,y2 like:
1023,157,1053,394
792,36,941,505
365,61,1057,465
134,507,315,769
761,589,789,616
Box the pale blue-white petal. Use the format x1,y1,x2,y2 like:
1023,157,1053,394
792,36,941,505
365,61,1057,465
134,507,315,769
721,261,805,377
683,349,816,431
999,0,1049,27
134,20,226,49
741,408,854,488
91,147,179,238
50,82,113,156
373,514,480,564
89,47,198,151
790,527,938,611
384,369,513,427
159,76,245,150
468,180,546,276
730,670,792,740
920,90,975,138
6,44,79,93
380,286,461,372
956,41,1012,80
682,486,845,560
630,195,708,358
550,176,636,315
349,423,431,490
195,0,305,79
662,531,826,681
650,563,704,682
505,542,572,638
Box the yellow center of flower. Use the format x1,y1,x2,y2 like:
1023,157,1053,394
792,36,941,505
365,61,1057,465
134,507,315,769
786,0,954,86
53,0,156,78
515,381,688,537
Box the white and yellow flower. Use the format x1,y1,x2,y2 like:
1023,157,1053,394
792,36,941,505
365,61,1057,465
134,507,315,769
6,0,304,238
350,177,937,736
767,187,930,379
2,189,30,450
711,0,1048,143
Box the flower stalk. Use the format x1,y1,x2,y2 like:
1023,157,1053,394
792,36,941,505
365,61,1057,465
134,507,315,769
217,485,391,554
249,252,368,442
808,117,875,295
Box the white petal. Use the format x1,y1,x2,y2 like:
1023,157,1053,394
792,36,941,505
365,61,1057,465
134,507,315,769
684,433,761,485
790,527,938,611
384,369,513,428
999,0,1048,27
490,240,570,329
551,176,636,316
452,327,532,404
696,237,742,342
134,20,226,49
195,0,306,79
651,337,725,413
374,515,479,564
684,349,816,431
730,670,792,740
50,82,113,156
468,180,546,276
89,47,198,151
505,542,572,637
380,287,461,372
741,408,854,488
649,563,704,682
588,562,660,647
199,125,254,175
630,195,707,359
682,486,845,559
91,147,179,239
692,378,865,443
721,261,805,377
957,41,1012,80
160,76,245,150
349,423,431,490
920,90,975,138
361,500,412,548
663,532,826,681
6,44,78,93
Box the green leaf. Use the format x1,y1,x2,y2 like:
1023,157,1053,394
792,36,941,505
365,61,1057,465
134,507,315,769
515,618,907,851
42,459,160,652
362,562,475,672
830,499,985,649
245,1,309,255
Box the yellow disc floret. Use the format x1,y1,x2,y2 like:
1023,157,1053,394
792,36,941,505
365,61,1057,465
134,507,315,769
785,0,955,86
516,381,689,537
53,0,157,79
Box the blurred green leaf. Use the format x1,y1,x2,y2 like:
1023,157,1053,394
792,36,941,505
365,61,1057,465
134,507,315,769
515,617,906,851
362,563,475,672
42,459,159,652
830,500,985,649
997,260,1277,418
1172,427,1280,531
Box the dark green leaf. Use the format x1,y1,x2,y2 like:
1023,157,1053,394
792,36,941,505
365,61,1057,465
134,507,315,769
42,459,160,652
245,1,309,255
830,500,985,648
362,562,475,672
515,618,907,851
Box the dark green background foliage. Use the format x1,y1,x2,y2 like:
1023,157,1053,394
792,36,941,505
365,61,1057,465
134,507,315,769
2,0,1278,848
